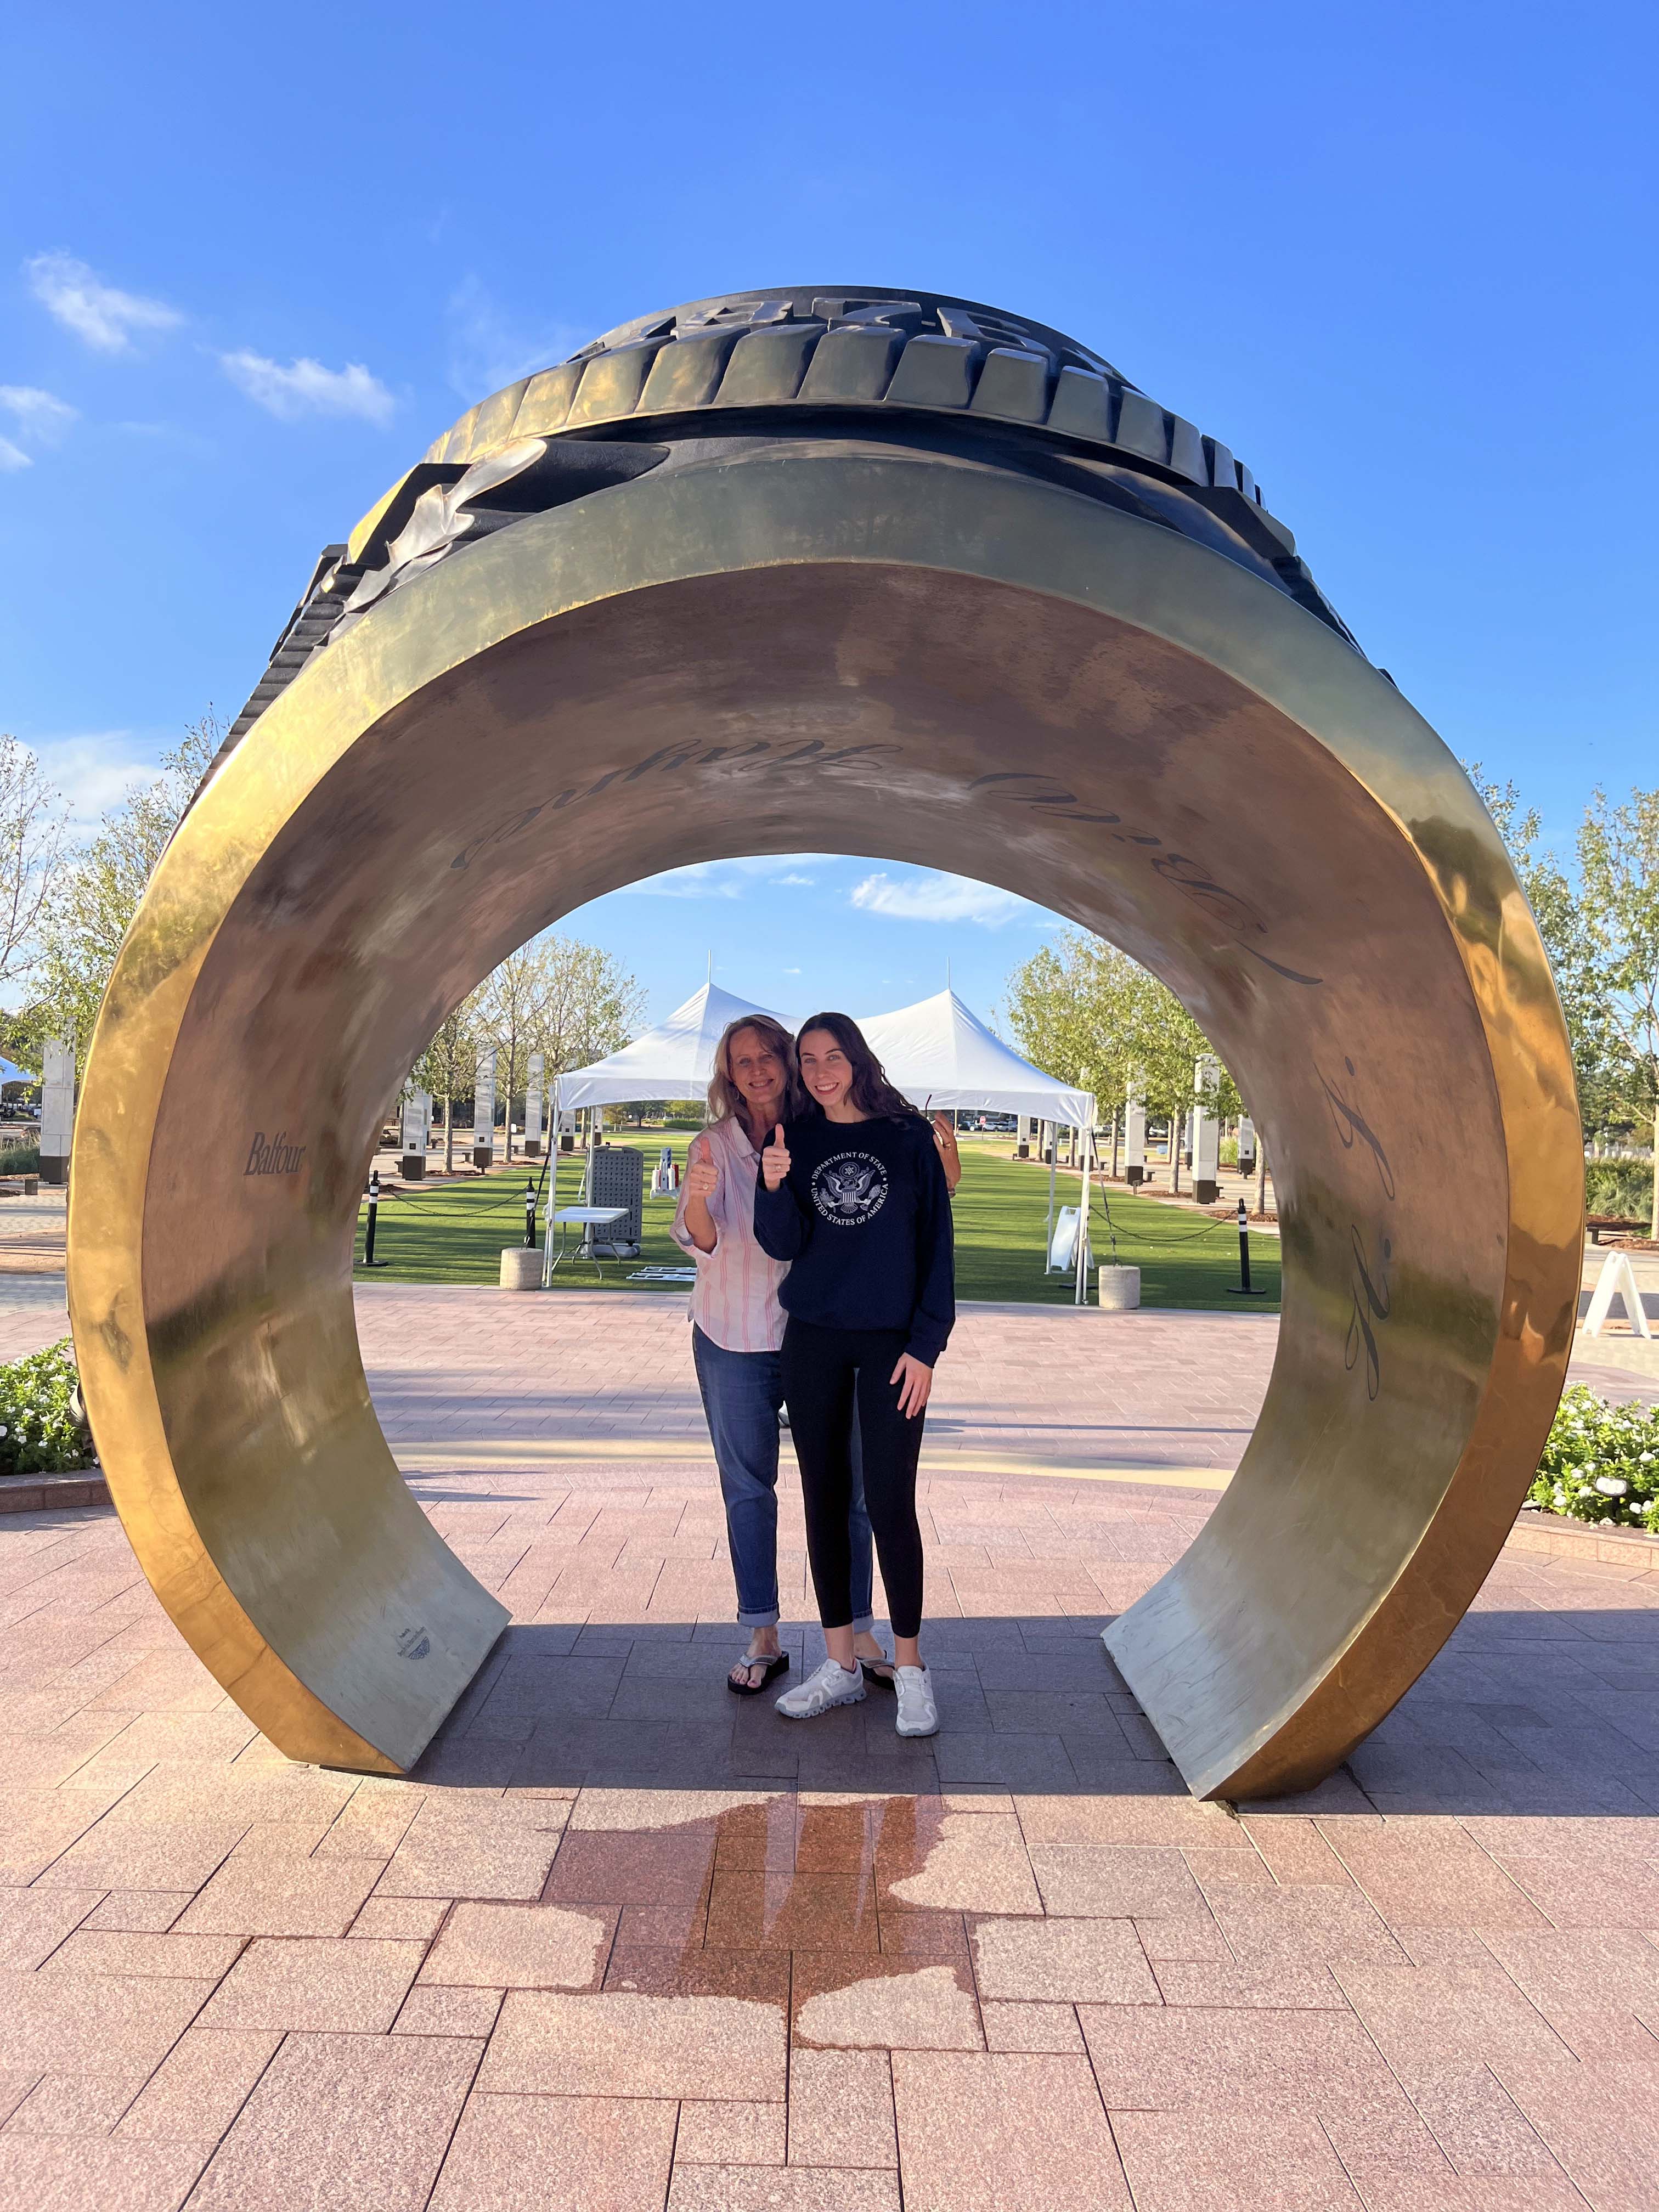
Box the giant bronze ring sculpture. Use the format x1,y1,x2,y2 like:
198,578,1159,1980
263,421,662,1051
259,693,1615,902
68,289,1582,1795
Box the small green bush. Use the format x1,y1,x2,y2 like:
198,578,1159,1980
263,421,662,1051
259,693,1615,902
0,1139,38,1175
1586,1159,1653,1221
1529,1385,1659,1532
0,1339,89,1476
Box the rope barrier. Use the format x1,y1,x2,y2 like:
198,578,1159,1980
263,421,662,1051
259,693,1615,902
1093,1186,1241,1249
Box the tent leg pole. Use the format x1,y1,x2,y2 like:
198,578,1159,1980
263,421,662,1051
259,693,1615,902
1075,1120,1091,1305
1046,1132,1056,1270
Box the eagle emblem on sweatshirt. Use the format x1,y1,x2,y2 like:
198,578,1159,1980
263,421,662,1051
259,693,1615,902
810,1151,889,1227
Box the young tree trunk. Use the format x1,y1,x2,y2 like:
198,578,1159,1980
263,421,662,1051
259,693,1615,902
444,1096,455,1174
1651,1106,1658,1242
1256,1138,1269,1220
1172,1114,1183,1195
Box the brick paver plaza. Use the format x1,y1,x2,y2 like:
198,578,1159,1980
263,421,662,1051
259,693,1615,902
3,1280,1659,2209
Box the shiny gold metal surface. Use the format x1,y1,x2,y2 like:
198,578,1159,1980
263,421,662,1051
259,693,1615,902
69,292,1581,1790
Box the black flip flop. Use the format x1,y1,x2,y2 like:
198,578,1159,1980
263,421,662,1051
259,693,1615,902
727,1650,790,1696
860,1657,898,1691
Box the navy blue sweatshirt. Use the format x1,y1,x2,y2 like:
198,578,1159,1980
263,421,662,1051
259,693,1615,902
752,1112,955,1365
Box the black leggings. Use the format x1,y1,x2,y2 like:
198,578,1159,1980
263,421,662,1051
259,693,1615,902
781,1317,926,1640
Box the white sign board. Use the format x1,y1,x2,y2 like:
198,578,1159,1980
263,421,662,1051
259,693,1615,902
1583,1251,1653,1340
525,1053,544,1148
1124,1082,1146,1172
1192,1054,1220,1187
400,1086,430,1154
473,1049,496,1163
40,1034,75,1181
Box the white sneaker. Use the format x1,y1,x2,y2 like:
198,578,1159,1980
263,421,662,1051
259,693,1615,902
894,1664,939,1737
775,1657,866,1720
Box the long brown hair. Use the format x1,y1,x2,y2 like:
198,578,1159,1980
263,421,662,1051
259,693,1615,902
707,1015,809,1130
797,1011,924,1124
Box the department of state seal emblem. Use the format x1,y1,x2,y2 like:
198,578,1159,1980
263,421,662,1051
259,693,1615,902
811,1151,889,1226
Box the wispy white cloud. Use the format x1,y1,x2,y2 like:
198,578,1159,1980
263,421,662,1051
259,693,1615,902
444,275,584,399
220,351,395,425
624,855,832,901
25,252,182,351
0,386,76,443
29,730,163,830
628,863,744,902
0,386,77,469
850,871,1036,928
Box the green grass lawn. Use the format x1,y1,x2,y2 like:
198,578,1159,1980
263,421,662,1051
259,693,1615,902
358,1134,1279,1311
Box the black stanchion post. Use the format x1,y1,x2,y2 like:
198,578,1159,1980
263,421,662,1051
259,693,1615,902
359,1169,390,1269
1227,1195,1266,1296
524,1177,538,1249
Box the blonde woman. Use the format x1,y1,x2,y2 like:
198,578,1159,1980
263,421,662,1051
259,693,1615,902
674,1016,893,1694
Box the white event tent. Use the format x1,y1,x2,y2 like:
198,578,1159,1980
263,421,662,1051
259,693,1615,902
561,981,1091,1131
856,989,1093,1130
555,981,781,1116
859,988,1097,1299
557,979,1096,1297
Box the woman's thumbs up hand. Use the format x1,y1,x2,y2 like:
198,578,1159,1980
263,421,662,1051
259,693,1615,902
760,1122,792,1190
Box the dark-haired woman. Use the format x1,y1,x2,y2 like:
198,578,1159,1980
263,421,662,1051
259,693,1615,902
754,1012,954,1738
674,1015,894,1696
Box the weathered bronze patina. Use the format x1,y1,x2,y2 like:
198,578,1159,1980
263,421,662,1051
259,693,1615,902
69,290,1581,1793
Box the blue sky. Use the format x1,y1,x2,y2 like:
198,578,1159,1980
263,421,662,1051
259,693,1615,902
3,1,1652,1023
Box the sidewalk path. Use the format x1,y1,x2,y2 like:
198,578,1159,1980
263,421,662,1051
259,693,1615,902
0,1283,1656,2207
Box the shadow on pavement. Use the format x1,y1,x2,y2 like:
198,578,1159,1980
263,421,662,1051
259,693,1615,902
414,1605,1659,1822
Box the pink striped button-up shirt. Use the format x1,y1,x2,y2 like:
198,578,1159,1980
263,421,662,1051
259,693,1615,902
670,1116,789,1353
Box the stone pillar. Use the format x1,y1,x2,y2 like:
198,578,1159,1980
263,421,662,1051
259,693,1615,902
524,1053,544,1158
399,1084,430,1179
40,1035,75,1186
473,1049,496,1172
1124,1081,1147,1188
1193,1054,1221,1204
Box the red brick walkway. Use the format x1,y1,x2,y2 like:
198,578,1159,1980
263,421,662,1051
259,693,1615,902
0,1285,1656,2208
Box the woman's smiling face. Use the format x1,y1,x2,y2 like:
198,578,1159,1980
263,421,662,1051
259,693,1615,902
726,1026,786,1114
798,1028,854,1113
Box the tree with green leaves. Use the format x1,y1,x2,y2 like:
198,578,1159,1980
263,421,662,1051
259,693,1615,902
1467,765,1611,1129
533,933,645,1080
0,735,67,1014
1576,787,1659,1238
415,933,643,1171
413,996,482,1173
1001,931,1242,1189
475,944,551,1163
33,713,221,1073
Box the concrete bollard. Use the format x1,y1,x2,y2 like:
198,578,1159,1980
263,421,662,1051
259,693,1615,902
1097,1263,1141,1311
500,1247,541,1290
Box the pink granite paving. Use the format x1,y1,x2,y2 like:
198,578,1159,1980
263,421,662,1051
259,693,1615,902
0,1282,1655,2206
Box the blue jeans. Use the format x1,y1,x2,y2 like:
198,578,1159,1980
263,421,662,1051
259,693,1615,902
692,1325,874,1632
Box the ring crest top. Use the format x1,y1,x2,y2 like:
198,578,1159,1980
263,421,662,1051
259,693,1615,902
419,285,1280,544
223,287,1355,758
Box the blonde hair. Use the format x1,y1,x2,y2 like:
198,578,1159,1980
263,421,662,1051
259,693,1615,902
707,1015,809,1130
